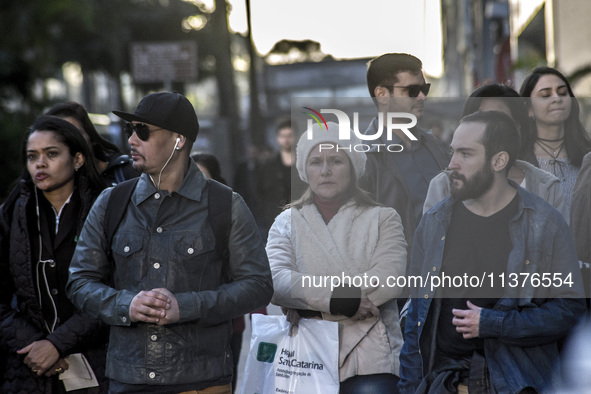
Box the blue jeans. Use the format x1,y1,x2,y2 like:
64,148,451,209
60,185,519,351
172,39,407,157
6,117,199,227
340,373,399,394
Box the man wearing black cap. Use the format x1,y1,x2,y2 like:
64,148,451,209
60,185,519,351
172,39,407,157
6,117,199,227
67,92,273,393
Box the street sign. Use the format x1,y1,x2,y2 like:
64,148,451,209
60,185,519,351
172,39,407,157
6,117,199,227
131,41,197,83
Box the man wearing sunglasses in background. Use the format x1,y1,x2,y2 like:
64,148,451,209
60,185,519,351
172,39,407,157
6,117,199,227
67,92,273,393
361,53,450,273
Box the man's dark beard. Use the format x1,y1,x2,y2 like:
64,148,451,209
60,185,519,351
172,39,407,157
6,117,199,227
449,162,494,201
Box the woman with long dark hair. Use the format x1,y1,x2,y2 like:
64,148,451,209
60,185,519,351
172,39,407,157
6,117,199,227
0,116,107,393
519,66,591,212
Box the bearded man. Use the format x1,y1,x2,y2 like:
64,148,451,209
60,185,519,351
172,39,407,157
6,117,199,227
398,111,584,394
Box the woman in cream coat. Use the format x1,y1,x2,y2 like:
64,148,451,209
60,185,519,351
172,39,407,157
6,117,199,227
266,122,407,393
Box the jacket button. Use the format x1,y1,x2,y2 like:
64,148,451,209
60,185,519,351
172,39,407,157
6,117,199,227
154,263,161,269
441,236,445,241
51,289,59,296
154,193,161,200
156,227,163,233
124,246,130,253
188,248,194,254
151,335,158,341
525,260,530,265
149,372,156,379
424,294,429,299
49,261,56,268
417,321,421,326
432,267,437,271
121,316,127,323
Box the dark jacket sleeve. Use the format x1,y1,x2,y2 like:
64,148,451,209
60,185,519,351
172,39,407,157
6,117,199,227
45,311,106,356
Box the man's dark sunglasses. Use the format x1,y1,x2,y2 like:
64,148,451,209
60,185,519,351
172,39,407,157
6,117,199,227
124,122,164,141
392,83,431,97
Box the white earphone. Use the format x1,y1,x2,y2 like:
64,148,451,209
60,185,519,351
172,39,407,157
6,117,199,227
151,136,182,189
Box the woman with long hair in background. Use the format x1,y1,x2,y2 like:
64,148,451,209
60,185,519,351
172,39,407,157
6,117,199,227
46,102,139,186
519,66,591,214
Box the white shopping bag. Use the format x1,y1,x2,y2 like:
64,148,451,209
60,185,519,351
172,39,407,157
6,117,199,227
240,314,339,394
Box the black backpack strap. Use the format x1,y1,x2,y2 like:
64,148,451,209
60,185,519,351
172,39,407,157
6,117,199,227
207,179,233,282
104,178,139,255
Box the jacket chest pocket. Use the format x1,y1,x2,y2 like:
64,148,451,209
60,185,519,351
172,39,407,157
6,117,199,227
173,232,214,260
171,232,220,291
521,248,551,274
113,233,145,257
111,233,147,287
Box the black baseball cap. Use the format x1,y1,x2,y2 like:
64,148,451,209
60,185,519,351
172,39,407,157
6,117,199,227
113,92,199,141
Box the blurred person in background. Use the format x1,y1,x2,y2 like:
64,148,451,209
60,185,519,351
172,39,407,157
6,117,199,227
192,153,228,185
257,117,306,238
0,116,108,393
46,102,139,186
519,67,591,215
423,83,567,221
553,319,591,393
267,122,407,393
232,144,266,233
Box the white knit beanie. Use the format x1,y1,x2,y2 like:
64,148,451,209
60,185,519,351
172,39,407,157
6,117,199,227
296,121,366,184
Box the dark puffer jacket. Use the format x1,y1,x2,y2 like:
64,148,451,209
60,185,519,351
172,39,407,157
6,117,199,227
0,177,108,394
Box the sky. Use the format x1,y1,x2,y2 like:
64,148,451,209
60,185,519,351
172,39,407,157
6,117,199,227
226,0,443,77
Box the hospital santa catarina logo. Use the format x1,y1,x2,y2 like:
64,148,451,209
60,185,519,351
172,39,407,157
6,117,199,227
302,107,418,152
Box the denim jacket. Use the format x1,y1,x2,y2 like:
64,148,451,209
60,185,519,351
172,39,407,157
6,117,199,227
67,160,273,387
399,184,585,394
